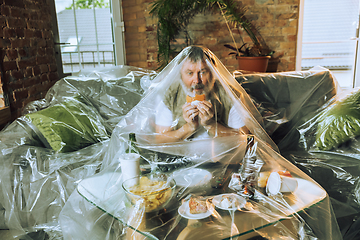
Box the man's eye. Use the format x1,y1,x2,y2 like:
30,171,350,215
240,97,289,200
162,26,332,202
187,72,193,75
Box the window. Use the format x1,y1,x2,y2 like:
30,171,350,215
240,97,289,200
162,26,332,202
62,36,82,52
297,0,360,88
52,0,125,75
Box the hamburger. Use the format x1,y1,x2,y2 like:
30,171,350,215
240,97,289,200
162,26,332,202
186,94,206,106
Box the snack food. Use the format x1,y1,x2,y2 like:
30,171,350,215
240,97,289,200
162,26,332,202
213,193,246,210
127,176,173,212
189,197,208,214
257,171,270,188
186,94,206,106
219,195,239,209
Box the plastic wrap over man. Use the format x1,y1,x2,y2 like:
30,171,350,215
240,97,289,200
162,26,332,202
102,46,277,168
59,46,342,240
154,46,250,142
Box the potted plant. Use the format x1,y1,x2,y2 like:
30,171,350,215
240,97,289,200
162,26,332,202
224,43,274,72
221,3,275,72
150,0,274,71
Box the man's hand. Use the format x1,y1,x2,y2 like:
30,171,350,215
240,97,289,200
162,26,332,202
197,101,215,126
182,102,199,130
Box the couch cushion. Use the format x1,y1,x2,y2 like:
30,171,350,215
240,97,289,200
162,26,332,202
315,89,360,150
24,97,109,153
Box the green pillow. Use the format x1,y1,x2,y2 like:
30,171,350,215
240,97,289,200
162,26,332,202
315,90,360,150
24,98,109,152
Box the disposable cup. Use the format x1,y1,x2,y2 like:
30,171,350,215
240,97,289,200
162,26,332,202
119,153,140,184
266,172,298,196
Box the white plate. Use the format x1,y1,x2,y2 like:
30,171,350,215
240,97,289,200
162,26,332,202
178,200,212,219
212,193,246,211
172,168,212,187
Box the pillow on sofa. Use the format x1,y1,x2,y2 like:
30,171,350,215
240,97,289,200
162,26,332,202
315,90,360,150
24,97,109,153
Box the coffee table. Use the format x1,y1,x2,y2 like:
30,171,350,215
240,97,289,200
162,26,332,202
77,169,327,240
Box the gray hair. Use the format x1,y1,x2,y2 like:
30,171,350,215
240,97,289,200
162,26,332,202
178,46,216,65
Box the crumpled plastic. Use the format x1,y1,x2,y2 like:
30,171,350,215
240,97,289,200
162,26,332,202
0,65,156,239
235,66,339,152
283,86,360,239
61,134,341,240
236,66,360,239
59,47,342,240
296,88,360,153
0,46,348,239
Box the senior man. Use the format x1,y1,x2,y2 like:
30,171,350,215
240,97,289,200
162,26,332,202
155,46,249,143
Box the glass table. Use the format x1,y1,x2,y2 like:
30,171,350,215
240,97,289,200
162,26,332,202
77,166,327,240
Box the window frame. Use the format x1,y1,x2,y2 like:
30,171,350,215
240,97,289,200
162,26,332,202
50,0,126,76
296,0,360,88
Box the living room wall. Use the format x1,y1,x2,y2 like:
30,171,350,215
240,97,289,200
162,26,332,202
122,0,299,73
0,0,59,124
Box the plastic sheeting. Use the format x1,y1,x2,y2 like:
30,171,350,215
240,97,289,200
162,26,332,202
59,47,341,240
282,87,360,239
0,45,350,239
235,66,339,152
236,67,360,238
61,136,341,240
0,66,156,239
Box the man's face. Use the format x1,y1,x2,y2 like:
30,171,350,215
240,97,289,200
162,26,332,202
180,59,214,96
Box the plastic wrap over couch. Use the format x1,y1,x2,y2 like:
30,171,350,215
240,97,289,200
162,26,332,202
0,66,156,239
0,61,349,239
284,87,360,240
237,66,360,239
235,66,339,152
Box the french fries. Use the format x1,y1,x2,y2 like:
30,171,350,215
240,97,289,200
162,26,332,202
128,176,172,212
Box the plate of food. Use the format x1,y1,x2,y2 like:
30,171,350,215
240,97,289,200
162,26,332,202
212,193,246,211
178,196,212,219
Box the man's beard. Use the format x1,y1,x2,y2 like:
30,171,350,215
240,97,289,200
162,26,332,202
180,79,215,97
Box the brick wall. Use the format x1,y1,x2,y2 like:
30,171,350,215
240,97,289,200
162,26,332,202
122,0,299,72
122,0,150,69
0,0,59,122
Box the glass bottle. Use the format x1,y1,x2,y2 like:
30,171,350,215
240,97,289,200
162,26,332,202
125,133,140,154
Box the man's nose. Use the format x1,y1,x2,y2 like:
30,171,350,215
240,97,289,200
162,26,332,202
194,72,202,83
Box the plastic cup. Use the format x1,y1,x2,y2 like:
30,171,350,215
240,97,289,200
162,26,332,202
119,153,140,184
266,172,298,196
